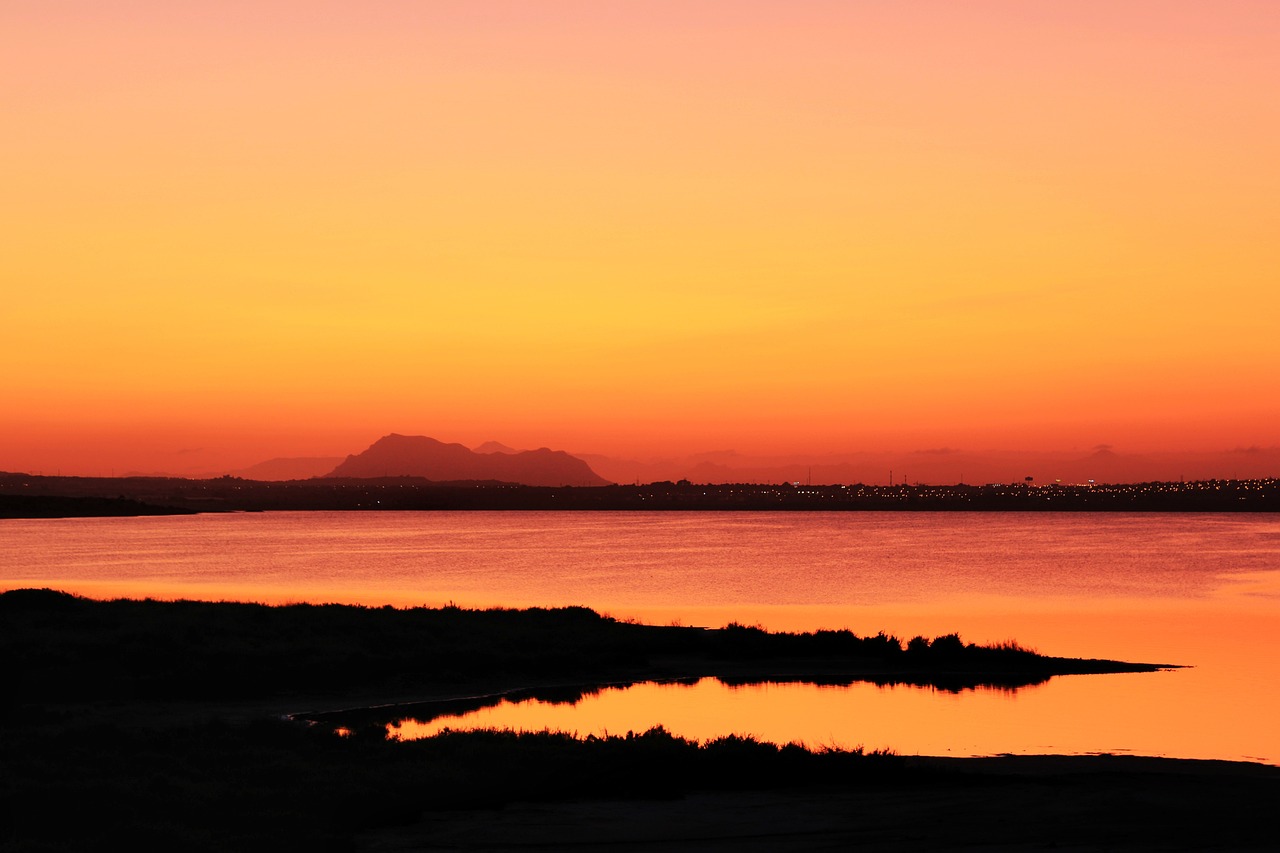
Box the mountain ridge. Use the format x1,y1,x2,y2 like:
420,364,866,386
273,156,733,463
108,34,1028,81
322,434,610,486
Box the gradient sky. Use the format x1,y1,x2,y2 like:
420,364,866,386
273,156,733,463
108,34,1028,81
4,1,1278,475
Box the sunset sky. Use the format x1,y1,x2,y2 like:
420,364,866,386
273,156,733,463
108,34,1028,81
4,1,1278,476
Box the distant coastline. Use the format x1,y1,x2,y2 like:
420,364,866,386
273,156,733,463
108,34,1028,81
1,471,1277,516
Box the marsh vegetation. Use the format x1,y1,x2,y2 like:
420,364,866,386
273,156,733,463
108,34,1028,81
6,589,1264,852
3,589,1166,706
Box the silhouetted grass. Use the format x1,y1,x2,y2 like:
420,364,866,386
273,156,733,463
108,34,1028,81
6,714,1278,852
1,589,1169,709
0,590,1261,853
0,716,901,851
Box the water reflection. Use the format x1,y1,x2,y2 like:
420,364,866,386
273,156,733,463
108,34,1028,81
307,673,1061,749
367,673,1196,759
9,512,1279,762
378,677,1054,750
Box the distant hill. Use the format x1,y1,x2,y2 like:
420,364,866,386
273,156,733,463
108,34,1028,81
323,434,610,486
231,457,345,481
473,441,520,455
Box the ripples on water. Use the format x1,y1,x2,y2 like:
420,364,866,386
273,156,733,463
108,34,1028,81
3,511,1278,761
5,511,1275,607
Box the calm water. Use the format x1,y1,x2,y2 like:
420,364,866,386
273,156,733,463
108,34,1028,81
4,511,1278,762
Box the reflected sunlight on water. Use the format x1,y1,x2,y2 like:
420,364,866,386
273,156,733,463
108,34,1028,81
3,511,1278,762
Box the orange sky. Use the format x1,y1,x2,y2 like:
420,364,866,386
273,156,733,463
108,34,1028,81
3,1,1278,476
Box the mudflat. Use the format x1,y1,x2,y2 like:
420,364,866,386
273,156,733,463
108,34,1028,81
367,755,1280,852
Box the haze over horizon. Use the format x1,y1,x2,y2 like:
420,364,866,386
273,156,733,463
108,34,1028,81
6,431,1277,488
4,2,1277,479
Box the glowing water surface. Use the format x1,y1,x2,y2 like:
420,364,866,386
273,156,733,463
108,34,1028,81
3,511,1278,762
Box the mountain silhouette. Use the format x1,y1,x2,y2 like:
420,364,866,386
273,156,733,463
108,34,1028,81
473,440,520,455
231,457,345,481
323,434,610,486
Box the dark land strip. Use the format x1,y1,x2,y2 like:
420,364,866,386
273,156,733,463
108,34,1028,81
4,472,1280,515
3,589,1173,707
4,590,1275,852
370,756,1280,853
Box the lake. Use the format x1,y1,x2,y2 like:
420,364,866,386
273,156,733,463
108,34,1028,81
3,511,1277,762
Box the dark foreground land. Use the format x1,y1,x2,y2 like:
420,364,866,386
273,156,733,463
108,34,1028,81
3,590,1276,851
3,471,1279,515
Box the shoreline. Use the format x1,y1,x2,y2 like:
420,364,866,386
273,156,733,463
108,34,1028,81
3,589,1175,706
3,589,1271,850
4,472,1279,515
